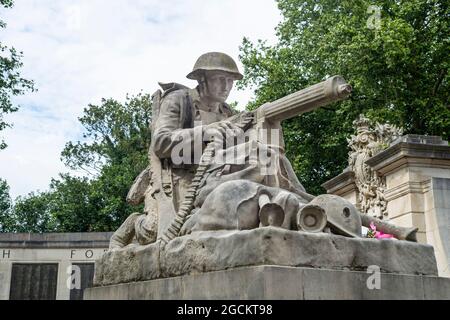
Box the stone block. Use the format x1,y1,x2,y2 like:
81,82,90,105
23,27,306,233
85,266,450,300
425,209,438,232
423,275,450,299
387,194,422,219
93,228,438,287
416,232,427,244
301,268,425,300
385,167,410,189
94,242,161,286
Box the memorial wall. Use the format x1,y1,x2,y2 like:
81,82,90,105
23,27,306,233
0,232,111,300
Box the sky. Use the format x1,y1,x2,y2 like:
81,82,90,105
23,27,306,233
0,0,281,198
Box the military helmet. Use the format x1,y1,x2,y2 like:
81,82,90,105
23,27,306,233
186,52,243,80
298,194,362,238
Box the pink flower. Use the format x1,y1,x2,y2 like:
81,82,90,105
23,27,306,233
368,222,396,239
375,231,395,239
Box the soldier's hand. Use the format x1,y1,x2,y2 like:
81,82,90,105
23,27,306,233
203,122,225,141
203,122,233,143
217,120,241,131
203,121,243,142
217,121,242,136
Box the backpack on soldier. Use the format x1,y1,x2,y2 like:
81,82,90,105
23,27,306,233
126,82,189,205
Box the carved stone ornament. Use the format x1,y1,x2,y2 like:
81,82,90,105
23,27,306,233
347,115,403,219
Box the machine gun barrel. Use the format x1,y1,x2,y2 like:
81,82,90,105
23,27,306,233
256,76,352,123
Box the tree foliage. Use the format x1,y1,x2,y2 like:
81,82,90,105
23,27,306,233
0,0,35,149
8,191,56,233
0,93,152,233
0,179,55,233
61,93,152,175
55,93,152,231
0,178,12,232
54,93,152,232
239,0,449,194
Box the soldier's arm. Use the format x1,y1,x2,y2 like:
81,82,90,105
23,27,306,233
151,92,203,160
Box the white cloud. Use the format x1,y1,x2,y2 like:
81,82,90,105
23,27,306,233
0,0,281,198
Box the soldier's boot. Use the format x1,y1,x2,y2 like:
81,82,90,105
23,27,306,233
135,213,158,245
109,212,143,250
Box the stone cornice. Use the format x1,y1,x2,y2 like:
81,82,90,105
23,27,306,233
0,232,113,249
366,135,450,175
384,180,431,201
321,169,357,195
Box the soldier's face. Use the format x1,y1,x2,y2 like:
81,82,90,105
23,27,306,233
204,72,234,103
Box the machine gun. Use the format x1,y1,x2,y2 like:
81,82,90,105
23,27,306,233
253,75,352,147
159,75,417,244
159,76,352,244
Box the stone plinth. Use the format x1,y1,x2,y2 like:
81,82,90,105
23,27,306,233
85,265,450,300
366,135,450,276
92,227,438,287
323,134,450,277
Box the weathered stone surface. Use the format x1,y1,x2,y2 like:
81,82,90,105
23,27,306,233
85,265,450,300
432,177,450,276
94,227,438,286
94,242,161,286
346,115,403,219
321,133,450,277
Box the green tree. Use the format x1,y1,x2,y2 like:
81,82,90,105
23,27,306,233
51,93,152,232
1,93,152,233
239,0,449,194
0,0,35,149
47,175,101,232
10,191,56,233
61,93,152,175
0,178,13,232
1,183,58,233
5,174,118,233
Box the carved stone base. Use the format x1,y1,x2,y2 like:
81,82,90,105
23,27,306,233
85,265,450,300
93,227,438,287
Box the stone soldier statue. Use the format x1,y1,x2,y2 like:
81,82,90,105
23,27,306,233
109,52,247,248
109,52,417,250
111,52,314,249
92,53,432,299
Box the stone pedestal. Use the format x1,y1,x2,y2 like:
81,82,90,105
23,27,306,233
323,135,450,277
85,227,449,300
84,265,450,300
366,135,450,277
92,228,438,287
